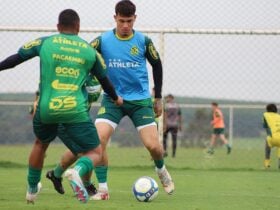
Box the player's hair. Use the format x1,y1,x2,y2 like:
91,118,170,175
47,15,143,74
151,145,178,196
58,9,80,27
211,102,218,106
115,0,136,16
166,94,174,99
266,103,278,113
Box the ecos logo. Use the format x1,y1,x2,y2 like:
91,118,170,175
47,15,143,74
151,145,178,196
55,66,79,78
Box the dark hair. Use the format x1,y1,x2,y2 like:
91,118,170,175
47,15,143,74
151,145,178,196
266,103,278,113
166,94,174,99
211,102,218,106
58,9,80,27
115,0,136,16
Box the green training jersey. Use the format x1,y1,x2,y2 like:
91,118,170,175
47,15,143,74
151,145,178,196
18,33,107,123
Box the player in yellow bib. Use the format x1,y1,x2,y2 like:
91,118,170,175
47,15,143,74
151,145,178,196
263,103,280,169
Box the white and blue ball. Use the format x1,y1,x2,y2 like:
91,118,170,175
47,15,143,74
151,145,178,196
132,176,159,202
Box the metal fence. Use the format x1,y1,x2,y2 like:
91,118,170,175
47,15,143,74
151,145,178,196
0,0,279,145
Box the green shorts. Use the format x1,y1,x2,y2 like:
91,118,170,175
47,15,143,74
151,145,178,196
96,95,156,129
213,128,225,135
33,108,100,155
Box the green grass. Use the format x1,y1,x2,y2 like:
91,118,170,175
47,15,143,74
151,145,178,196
0,139,280,210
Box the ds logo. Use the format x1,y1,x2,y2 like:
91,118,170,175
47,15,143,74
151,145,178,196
49,96,77,110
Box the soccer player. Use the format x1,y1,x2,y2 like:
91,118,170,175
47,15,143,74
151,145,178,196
163,94,182,158
207,102,231,155
90,0,174,199
263,103,280,169
46,0,175,200
0,9,122,204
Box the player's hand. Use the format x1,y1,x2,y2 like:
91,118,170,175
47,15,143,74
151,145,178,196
153,98,162,117
114,96,123,106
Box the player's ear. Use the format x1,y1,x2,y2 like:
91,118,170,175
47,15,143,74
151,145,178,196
76,22,80,34
57,24,61,32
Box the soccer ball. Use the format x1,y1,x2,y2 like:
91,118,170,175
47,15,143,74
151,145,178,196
132,176,159,202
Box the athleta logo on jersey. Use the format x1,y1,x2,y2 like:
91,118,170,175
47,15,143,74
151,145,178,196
108,59,140,68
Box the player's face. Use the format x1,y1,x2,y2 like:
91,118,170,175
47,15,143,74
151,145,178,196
114,14,136,38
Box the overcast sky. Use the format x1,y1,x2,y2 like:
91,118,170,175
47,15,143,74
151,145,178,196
1,0,280,102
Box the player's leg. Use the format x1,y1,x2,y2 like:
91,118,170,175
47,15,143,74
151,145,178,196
277,147,280,169
26,111,57,204
46,149,77,194
26,138,49,204
138,125,174,194
90,95,122,200
219,131,231,154
131,101,174,194
208,133,216,154
264,137,272,168
47,124,97,195
63,121,102,203
163,128,169,157
171,127,178,158
91,121,115,200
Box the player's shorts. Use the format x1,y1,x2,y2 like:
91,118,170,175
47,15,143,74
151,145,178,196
95,95,156,130
33,108,100,155
266,135,280,148
213,128,225,135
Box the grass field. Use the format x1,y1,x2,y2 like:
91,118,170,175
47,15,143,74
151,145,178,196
0,139,280,210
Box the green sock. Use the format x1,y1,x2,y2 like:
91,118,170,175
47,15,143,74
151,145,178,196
27,166,41,189
53,164,65,178
74,156,94,177
154,159,164,169
95,166,108,183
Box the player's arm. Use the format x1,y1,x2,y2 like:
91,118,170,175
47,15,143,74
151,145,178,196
91,52,122,105
145,36,163,117
178,106,183,131
0,38,42,71
0,54,25,71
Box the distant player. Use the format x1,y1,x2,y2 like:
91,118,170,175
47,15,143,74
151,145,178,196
263,103,280,169
207,102,231,155
163,94,182,158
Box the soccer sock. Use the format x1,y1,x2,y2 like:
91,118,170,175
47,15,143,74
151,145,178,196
74,156,94,177
154,159,164,169
53,164,65,178
265,141,271,160
99,182,108,190
156,164,166,173
27,166,41,190
95,165,108,184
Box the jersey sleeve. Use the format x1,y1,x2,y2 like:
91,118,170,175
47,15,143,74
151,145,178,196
90,36,102,53
90,51,107,79
18,38,44,60
145,36,161,65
